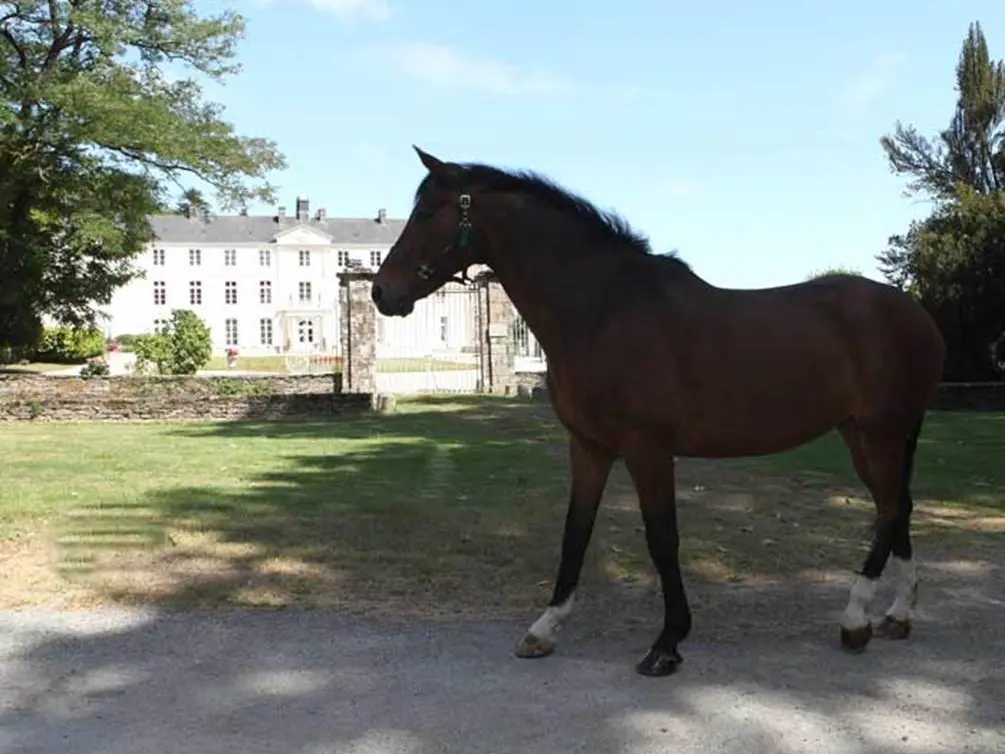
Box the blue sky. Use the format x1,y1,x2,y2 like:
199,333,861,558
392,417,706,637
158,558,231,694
187,0,1004,289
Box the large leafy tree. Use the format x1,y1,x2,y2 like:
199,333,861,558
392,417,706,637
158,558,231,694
877,21,1005,380
0,0,286,350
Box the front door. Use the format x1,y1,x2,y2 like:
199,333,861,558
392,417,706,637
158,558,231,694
297,318,316,348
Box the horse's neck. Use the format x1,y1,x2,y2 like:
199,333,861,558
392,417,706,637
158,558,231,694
485,217,627,360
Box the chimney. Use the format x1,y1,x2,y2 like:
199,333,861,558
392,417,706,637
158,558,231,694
315,207,327,222
277,205,286,222
296,195,310,223
377,207,387,224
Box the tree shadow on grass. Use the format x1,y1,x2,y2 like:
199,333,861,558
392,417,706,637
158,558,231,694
3,398,1003,752
47,398,1005,645
54,403,573,620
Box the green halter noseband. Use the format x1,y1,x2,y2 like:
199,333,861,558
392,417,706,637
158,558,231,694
416,191,474,285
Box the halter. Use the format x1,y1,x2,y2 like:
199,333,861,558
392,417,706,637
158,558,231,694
416,192,474,286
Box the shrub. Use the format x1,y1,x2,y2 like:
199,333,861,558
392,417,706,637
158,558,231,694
114,333,137,352
80,358,110,378
132,310,212,375
33,326,105,363
805,265,862,280
168,309,212,374
133,333,173,375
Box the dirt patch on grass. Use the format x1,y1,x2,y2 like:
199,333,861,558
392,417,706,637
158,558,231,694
0,531,94,609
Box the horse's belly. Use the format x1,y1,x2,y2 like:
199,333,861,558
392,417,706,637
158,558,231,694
674,410,839,457
548,336,852,458
612,358,850,457
667,378,847,457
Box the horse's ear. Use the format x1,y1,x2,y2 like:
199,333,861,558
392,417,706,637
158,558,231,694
413,145,451,177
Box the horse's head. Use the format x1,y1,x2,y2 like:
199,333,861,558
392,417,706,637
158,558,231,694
371,146,486,317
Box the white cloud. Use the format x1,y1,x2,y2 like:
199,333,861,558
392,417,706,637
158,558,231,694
251,0,390,21
837,53,904,114
388,42,574,96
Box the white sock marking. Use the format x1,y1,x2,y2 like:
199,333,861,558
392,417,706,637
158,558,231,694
885,556,917,622
527,593,575,643
840,575,877,631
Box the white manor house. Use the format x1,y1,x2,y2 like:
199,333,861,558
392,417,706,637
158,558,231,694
101,197,484,359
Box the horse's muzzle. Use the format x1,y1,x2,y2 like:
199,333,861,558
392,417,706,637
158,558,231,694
371,283,414,317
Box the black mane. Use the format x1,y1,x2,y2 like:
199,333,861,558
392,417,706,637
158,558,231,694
416,163,660,258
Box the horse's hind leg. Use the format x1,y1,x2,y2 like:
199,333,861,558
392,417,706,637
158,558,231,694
836,418,918,651
876,419,923,640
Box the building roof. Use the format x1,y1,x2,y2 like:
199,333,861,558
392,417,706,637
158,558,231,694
150,211,407,246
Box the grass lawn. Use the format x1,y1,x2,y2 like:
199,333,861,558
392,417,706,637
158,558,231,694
376,357,475,372
202,355,289,372
0,362,77,374
201,355,473,373
0,397,1001,619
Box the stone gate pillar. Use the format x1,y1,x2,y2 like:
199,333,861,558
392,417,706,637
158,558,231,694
338,271,377,394
481,275,516,394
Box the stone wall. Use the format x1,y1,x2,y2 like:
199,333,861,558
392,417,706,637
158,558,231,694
513,370,549,399
0,374,369,422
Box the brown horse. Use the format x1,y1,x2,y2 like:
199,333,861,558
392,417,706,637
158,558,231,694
371,146,947,677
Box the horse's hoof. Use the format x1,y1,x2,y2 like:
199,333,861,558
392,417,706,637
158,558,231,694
515,633,554,658
876,615,912,640
635,647,683,677
840,622,873,653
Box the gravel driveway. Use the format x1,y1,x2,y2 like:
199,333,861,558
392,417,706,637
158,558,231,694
2,573,1002,754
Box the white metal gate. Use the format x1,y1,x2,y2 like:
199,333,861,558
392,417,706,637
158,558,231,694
374,282,482,394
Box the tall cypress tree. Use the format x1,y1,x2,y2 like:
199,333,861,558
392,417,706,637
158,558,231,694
878,21,1005,380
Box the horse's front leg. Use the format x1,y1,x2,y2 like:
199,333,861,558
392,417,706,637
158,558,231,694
623,448,691,677
515,432,614,659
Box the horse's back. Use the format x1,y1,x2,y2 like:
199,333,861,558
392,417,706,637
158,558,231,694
641,270,941,434
785,273,946,419
552,266,944,454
